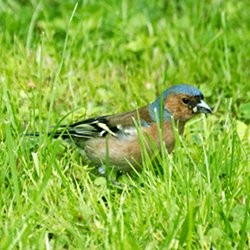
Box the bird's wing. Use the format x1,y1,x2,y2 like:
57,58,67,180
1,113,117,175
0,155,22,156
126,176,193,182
63,116,120,139
52,106,154,140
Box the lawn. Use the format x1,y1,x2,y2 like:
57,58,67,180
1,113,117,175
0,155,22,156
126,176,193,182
0,0,250,249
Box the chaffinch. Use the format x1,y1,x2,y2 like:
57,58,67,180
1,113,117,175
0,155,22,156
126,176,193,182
38,84,211,173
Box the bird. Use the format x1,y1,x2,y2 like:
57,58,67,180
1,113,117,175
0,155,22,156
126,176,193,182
30,84,212,174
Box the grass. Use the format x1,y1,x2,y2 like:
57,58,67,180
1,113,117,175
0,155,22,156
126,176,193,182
0,0,250,249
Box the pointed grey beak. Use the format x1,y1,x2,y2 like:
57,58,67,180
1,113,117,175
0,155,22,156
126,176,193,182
193,100,212,114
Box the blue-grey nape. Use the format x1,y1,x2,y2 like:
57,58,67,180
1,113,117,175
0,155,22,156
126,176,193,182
149,84,203,122
149,100,172,122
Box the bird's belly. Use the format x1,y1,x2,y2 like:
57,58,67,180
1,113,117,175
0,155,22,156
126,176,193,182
84,136,142,172
75,122,176,172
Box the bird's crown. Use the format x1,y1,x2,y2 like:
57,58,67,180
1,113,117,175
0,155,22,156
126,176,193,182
162,84,203,98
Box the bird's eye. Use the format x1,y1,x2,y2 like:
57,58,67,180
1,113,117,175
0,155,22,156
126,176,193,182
182,98,190,104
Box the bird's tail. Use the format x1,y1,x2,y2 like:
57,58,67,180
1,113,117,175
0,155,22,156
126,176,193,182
23,129,69,139
24,132,40,137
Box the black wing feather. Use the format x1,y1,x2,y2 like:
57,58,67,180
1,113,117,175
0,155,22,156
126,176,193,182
51,116,121,139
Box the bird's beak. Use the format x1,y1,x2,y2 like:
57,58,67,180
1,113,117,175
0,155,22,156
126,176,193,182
193,100,212,114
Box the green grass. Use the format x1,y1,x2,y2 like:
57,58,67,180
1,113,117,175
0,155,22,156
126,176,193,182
1,0,250,249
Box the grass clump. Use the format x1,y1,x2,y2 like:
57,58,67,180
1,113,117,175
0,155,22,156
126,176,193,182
0,0,249,249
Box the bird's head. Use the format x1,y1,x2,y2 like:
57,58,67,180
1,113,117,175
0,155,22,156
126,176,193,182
150,84,212,122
